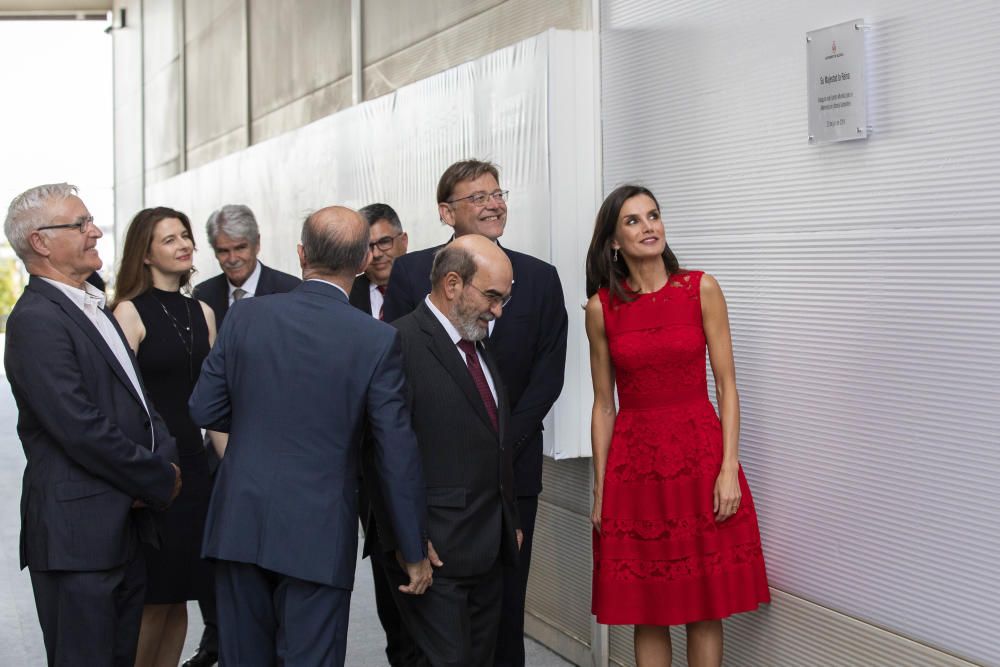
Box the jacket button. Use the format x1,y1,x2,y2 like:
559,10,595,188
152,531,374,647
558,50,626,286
143,420,151,430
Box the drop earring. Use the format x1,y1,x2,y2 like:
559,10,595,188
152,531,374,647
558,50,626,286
613,247,619,262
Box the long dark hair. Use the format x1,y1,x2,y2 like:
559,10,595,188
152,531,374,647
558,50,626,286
112,207,194,308
585,184,679,303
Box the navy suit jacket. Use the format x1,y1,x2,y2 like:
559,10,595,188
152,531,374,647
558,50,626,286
189,280,427,588
3,277,178,572
383,243,568,496
368,302,518,578
192,261,301,326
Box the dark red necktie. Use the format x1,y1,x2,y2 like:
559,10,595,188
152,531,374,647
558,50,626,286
376,285,386,320
456,339,498,432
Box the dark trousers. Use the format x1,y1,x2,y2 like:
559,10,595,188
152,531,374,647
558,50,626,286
370,546,423,665
198,444,219,655
494,495,538,667
388,557,503,667
215,560,350,667
29,554,146,667
196,593,218,654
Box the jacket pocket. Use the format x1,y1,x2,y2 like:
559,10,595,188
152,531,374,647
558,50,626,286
55,480,113,502
425,486,466,509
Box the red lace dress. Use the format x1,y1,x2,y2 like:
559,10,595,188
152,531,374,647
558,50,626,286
592,271,770,626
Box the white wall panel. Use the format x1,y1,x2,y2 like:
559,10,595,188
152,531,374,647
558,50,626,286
602,1,1000,664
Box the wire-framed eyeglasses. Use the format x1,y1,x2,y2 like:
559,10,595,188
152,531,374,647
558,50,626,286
446,190,509,207
467,282,512,308
37,215,96,234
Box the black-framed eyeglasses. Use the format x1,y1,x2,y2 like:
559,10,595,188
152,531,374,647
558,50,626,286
446,190,509,207
466,282,512,308
36,215,95,234
369,231,404,252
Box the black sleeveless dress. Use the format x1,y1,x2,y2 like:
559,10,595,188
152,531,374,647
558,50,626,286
132,288,213,603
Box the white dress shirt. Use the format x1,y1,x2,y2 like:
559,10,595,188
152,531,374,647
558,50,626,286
369,281,386,319
424,295,498,404
40,277,155,449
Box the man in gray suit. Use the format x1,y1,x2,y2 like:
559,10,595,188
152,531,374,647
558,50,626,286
189,206,432,666
3,183,181,666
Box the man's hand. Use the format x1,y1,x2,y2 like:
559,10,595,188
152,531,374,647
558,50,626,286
398,558,433,595
168,463,182,504
426,540,444,567
396,540,444,595
516,529,524,551
132,463,182,509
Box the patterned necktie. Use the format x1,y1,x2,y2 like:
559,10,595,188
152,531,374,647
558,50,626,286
456,339,498,432
376,285,386,320
232,288,247,301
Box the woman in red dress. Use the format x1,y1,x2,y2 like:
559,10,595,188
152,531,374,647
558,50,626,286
585,185,770,665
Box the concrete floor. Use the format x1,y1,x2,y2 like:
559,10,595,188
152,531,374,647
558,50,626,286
0,354,570,666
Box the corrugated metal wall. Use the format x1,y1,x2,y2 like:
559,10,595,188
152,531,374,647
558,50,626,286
599,0,1000,665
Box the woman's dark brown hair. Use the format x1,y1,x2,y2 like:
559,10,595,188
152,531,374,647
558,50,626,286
585,184,679,303
112,207,194,308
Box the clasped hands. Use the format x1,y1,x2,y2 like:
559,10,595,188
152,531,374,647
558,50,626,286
395,528,524,596
396,541,443,596
132,463,182,509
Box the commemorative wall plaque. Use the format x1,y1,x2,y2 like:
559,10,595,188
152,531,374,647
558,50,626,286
807,19,869,143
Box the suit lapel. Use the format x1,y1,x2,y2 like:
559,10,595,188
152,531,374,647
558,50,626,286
256,263,273,295
414,303,498,436
350,274,373,315
28,279,146,409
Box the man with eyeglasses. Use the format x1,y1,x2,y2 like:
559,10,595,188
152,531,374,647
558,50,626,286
383,160,568,667
348,202,418,666
368,235,521,666
3,183,181,665
349,203,409,320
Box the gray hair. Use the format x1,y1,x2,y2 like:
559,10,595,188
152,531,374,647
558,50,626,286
205,204,260,247
358,203,403,233
430,244,477,286
300,212,368,276
4,183,78,260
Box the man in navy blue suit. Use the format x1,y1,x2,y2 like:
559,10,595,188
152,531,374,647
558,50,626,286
383,160,568,666
3,183,181,666
187,203,300,667
189,205,432,666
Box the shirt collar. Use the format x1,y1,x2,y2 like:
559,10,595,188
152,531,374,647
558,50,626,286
229,260,262,298
40,276,107,310
306,278,350,300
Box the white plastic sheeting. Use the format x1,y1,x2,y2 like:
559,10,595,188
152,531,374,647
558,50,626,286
143,29,599,460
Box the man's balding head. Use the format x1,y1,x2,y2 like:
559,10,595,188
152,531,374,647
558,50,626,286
429,234,513,341
298,206,369,280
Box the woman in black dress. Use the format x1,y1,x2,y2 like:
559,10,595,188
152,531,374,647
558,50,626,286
112,207,218,667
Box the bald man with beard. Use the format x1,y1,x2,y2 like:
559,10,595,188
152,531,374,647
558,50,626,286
367,235,522,666
189,207,432,666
